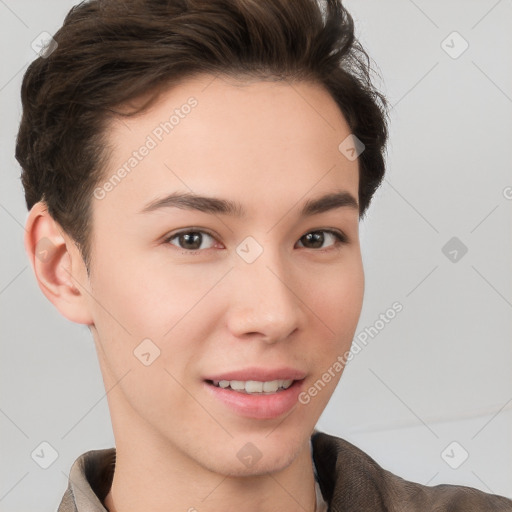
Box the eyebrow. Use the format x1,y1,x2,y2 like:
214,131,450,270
139,190,359,217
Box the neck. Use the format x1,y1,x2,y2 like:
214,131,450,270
101,397,318,512
103,435,317,512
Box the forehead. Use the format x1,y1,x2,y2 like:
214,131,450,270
96,74,359,218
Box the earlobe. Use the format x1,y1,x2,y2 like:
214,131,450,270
24,202,94,325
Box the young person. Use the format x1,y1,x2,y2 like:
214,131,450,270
16,0,512,510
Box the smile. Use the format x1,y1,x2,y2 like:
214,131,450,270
204,378,304,419
208,379,294,394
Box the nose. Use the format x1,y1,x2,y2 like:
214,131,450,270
226,243,306,344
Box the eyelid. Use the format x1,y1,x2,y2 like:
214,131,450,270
163,227,220,249
296,229,349,249
163,227,349,252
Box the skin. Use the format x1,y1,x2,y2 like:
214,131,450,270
25,74,364,512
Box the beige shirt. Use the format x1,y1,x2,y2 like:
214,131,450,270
58,430,512,512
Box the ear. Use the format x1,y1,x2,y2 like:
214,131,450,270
24,202,94,325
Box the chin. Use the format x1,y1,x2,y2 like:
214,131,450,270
211,449,299,478
199,431,307,478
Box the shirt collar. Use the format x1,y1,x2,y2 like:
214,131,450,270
58,447,115,511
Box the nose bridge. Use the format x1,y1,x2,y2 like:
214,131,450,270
228,237,302,340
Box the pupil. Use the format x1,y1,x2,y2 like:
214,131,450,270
181,232,201,250
304,232,323,248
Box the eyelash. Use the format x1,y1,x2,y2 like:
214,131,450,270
163,228,348,253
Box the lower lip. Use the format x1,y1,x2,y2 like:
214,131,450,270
204,380,304,420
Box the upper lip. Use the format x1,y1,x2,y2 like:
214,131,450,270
204,367,306,382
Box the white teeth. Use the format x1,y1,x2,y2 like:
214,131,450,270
245,380,263,393
230,380,245,391
262,380,279,392
282,379,293,389
212,379,294,394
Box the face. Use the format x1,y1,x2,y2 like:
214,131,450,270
85,74,364,476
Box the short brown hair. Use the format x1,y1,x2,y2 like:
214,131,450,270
16,0,388,271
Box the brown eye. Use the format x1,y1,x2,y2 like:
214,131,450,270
297,230,347,250
166,230,216,251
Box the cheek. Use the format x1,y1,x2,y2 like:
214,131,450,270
306,256,364,339
87,251,229,381
87,256,217,425
300,256,364,392
89,249,210,337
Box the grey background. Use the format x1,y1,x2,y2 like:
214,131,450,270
1,1,511,510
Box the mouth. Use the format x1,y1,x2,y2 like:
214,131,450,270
206,378,295,394
203,373,305,419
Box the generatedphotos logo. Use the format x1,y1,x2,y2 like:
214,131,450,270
298,301,403,405
93,96,198,200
